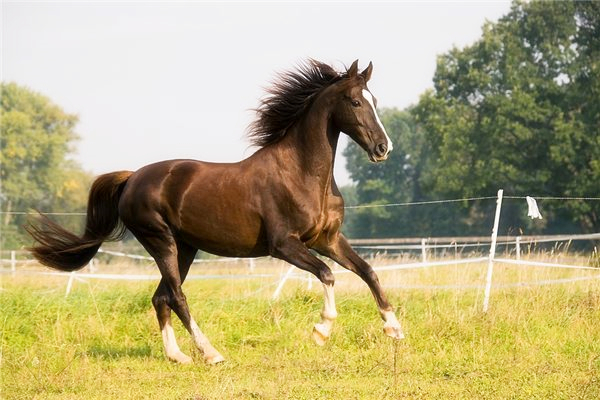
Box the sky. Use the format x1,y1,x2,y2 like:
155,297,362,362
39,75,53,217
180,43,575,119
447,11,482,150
2,0,512,185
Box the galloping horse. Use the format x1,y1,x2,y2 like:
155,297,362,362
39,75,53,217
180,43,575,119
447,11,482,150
27,60,404,364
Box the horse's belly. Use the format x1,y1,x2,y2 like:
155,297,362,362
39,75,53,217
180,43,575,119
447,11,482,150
180,229,268,258
177,207,268,258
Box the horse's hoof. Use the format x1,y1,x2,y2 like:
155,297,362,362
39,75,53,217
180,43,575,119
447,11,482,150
383,324,405,340
205,353,226,365
312,324,329,346
168,352,194,364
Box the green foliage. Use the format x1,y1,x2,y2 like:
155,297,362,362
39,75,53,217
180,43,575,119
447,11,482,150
1,82,92,248
345,0,600,238
344,109,431,237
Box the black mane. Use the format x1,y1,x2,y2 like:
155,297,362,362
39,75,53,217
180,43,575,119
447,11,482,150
248,60,345,148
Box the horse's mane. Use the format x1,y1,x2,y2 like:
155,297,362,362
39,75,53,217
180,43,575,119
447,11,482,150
248,60,346,148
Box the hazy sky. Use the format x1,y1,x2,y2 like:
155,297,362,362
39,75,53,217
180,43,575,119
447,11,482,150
3,1,512,185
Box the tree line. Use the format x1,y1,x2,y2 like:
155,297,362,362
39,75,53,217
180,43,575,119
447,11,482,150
1,1,599,248
1,82,91,249
344,0,599,238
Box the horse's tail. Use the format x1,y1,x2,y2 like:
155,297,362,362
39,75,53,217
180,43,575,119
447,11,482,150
26,171,134,272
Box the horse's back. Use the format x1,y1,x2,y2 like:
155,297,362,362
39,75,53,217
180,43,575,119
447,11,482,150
119,159,269,257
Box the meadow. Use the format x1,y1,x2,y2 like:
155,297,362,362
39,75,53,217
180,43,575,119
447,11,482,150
1,255,599,399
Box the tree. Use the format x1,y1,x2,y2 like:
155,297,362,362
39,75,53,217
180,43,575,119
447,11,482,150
413,0,600,234
344,0,600,238
1,83,91,248
344,109,439,238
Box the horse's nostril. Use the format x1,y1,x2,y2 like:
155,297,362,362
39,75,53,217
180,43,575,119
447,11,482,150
375,143,388,157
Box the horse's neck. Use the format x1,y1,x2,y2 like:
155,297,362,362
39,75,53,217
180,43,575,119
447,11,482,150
278,109,340,187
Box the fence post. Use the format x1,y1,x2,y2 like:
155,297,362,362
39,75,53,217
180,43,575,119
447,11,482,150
88,258,97,273
483,189,504,313
421,238,428,263
11,250,17,276
272,266,295,300
65,271,76,298
515,236,521,260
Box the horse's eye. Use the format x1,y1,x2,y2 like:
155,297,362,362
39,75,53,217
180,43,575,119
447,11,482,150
351,100,361,107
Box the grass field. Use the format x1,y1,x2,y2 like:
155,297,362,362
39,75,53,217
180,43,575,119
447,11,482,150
1,256,600,399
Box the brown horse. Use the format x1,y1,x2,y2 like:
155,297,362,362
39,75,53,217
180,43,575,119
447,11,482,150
26,59,404,364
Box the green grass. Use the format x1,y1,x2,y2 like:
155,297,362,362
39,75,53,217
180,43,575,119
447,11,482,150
1,262,600,399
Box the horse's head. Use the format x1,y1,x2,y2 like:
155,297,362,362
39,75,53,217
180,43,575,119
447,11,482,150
330,60,393,163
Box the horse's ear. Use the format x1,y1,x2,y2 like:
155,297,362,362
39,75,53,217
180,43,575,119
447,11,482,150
361,61,373,82
347,59,359,78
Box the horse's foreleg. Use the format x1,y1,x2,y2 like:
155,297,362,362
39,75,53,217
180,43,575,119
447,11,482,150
270,237,338,345
315,234,404,340
312,282,338,346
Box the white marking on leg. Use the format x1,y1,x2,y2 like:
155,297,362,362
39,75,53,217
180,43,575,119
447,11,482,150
313,283,338,346
190,318,225,364
362,89,393,153
381,310,404,340
161,317,192,364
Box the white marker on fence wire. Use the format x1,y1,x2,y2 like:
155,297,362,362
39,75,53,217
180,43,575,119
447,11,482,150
526,196,543,219
483,189,503,313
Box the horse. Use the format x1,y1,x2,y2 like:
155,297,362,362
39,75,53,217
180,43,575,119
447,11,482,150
26,59,404,364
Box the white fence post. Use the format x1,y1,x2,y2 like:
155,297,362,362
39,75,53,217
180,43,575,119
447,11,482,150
272,266,295,300
88,258,97,273
515,236,521,260
65,271,76,298
11,250,17,276
421,238,428,263
248,258,256,272
483,189,504,313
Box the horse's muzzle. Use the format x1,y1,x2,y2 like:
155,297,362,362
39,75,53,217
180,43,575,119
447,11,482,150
369,143,390,163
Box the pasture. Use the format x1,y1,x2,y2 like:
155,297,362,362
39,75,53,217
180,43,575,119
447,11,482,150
1,256,600,399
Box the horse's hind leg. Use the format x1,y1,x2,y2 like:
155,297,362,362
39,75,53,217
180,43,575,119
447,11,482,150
152,279,193,364
174,241,225,364
140,231,223,364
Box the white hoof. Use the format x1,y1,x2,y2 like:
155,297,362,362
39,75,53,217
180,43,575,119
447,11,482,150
312,323,329,346
383,322,405,340
168,351,193,364
205,352,226,365
382,310,405,340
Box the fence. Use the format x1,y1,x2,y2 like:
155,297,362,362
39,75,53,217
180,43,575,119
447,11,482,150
2,189,600,311
273,190,600,310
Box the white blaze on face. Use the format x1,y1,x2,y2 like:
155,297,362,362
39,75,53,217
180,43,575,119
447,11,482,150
362,89,393,153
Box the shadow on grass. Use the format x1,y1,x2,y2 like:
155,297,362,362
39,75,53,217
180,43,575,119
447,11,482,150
87,344,154,360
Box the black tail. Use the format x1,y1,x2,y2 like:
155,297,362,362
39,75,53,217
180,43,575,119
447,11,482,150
25,171,133,271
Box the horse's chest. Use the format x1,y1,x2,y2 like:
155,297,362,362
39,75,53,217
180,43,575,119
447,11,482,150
300,206,342,247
